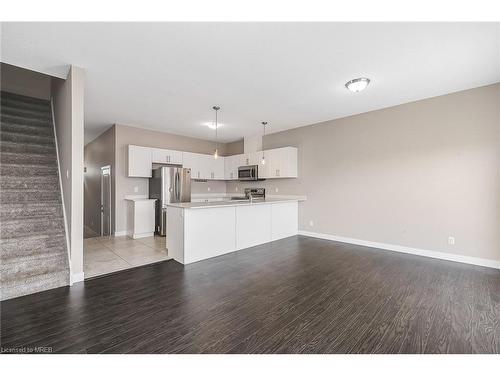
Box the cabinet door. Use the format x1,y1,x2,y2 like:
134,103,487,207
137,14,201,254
259,150,273,178
128,145,152,177
224,156,233,180
266,147,298,178
213,157,225,180
224,155,238,180
247,151,262,166
151,148,183,165
182,152,201,179
199,154,212,180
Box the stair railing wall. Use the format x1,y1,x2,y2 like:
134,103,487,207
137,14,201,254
50,96,73,285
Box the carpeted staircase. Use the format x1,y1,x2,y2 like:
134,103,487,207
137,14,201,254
1,91,70,301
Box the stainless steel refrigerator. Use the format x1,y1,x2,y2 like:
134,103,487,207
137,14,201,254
149,166,191,236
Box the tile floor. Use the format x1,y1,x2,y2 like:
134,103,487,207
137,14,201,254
83,235,170,279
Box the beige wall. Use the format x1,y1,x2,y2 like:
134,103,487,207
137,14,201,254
1,63,52,99
52,65,85,280
84,126,116,237
225,139,244,155
114,124,233,233
228,84,500,262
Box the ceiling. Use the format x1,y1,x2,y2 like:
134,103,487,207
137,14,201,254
1,22,499,144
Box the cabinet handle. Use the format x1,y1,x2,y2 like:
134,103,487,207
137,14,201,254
198,171,200,178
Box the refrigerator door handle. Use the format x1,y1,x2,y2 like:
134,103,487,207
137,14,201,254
175,171,180,201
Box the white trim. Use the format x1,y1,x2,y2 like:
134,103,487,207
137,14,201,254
114,231,127,237
124,194,148,200
130,232,154,239
298,230,500,270
190,193,307,201
51,98,73,285
71,272,85,284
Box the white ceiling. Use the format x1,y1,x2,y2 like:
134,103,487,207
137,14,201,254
1,22,499,144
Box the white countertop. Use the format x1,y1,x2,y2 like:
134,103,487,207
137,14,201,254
125,198,157,202
166,197,300,209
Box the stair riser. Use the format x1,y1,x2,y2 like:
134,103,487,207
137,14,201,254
1,235,67,258
1,107,52,120
1,246,68,265
1,132,55,146
1,92,51,106
1,122,54,137
1,99,51,114
0,141,56,155
1,152,58,166
0,204,63,220
1,256,68,283
1,219,65,239
0,271,69,301
0,176,60,191
1,114,52,127
1,191,62,205
1,165,58,177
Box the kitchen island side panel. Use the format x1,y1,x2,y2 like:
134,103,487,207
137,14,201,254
184,206,237,264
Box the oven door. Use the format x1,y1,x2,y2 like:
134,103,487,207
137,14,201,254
238,165,257,180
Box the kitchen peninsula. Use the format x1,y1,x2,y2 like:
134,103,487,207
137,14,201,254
166,198,299,264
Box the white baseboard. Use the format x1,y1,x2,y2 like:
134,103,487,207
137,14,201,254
298,230,500,270
71,272,85,284
114,231,127,237
132,232,154,239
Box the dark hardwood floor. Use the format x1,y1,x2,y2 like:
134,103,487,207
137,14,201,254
1,236,499,354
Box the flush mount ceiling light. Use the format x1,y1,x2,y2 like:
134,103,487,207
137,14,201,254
345,77,370,92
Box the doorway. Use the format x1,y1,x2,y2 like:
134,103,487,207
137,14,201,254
100,165,112,236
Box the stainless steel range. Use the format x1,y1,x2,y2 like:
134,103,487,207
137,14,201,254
230,188,266,202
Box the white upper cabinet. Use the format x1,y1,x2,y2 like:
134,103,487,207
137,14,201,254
128,145,152,177
127,144,298,180
182,152,203,180
224,154,244,180
183,152,225,180
151,147,183,165
261,147,297,179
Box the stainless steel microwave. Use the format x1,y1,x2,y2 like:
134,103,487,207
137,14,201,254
238,165,259,181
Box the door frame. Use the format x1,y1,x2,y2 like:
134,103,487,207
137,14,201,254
100,165,112,236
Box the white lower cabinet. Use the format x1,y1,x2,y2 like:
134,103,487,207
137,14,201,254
183,206,236,264
125,199,156,239
167,201,299,265
271,201,298,240
235,204,272,250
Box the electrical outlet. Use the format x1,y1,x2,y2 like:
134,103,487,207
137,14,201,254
309,220,314,227
275,187,279,193
207,187,211,191
448,236,455,245
235,187,238,192
66,170,69,179
134,186,139,193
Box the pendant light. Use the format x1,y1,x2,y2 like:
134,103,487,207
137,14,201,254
261,121,267,165
212,106,220,159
